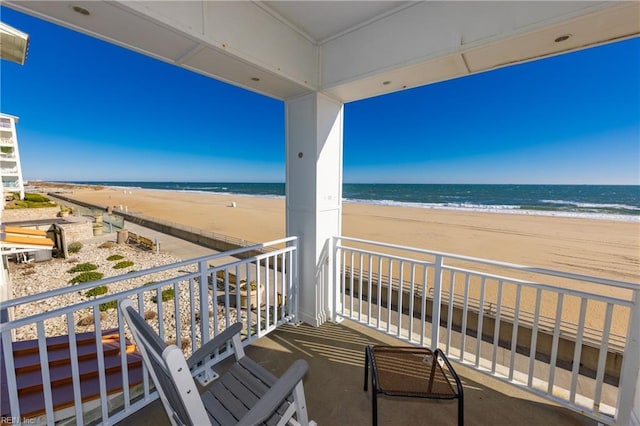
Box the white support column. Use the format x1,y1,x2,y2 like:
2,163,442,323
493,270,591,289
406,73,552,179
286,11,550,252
285,92,343,327
620,288,640,425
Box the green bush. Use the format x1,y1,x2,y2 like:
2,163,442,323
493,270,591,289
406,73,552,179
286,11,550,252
151,289,175,303
8,200,56,209
113,261,134,269
144,281,156,286
67,263,98,273
69,271,104,284
84,286,108,298
99,300,118,312
68,242,83,254
106,254,124,261
24,193,50,202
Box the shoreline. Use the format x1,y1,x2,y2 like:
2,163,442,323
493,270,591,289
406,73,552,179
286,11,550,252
32,181,640,223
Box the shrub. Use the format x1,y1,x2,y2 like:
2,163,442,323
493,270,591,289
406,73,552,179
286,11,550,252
144,281,156,286
106,254,124,261
151,289,175,303
76,312,106,327
144,310,157,320
76,315,94,327
99,300,118,312
68,242,83,254
24,193,50,203
84,285,108,298
113,260,134,269
67,262,98,273
9,199,56,209
240,280,258,292
69,271,104,284
99,242,116,249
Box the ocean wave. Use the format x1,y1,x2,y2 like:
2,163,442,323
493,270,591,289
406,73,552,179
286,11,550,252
541,200,640,210
180,186,230,191
342,198,639,222
344,198,521,210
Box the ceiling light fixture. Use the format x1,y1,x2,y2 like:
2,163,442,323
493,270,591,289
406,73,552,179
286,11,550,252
554,34,571,43
382,81,391,85
251,77,260,82
71,5,90,16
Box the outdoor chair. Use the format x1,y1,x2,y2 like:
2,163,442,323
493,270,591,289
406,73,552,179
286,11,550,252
119,299,315,426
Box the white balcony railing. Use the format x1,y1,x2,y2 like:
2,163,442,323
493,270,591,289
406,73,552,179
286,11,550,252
0,237,299,425
1,167,19,175
330,236,639,426
0,137,14,145
2,234,637,425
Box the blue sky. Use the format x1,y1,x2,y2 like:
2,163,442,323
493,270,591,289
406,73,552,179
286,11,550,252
1,7,639,184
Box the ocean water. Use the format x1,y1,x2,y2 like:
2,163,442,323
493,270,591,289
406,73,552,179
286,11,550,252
67,182,640,221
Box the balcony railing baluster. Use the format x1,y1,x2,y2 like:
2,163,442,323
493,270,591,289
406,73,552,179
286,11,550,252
0,237,298,424
331,235,638,425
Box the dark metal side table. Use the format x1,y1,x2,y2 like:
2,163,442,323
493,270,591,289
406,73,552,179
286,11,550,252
364,345,464,426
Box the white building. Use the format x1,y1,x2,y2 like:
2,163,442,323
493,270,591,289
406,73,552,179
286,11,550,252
0,113,25,208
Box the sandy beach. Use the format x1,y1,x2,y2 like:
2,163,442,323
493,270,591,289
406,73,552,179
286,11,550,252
65,187,639,281
61,186,639,336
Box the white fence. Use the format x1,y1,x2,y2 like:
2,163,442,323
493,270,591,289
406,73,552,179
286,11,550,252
331,236,639,425
0,237,298,425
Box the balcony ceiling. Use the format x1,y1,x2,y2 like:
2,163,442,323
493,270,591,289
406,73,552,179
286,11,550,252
262,1,415,44
3,1,639,102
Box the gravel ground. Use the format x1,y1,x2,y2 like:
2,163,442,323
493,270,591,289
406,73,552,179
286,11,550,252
8,240,245,354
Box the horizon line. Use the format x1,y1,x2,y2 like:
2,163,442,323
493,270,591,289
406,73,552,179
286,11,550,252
29,180,640,187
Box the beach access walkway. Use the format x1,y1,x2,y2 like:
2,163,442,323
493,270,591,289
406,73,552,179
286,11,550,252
86,219,241,266
117,221,219,260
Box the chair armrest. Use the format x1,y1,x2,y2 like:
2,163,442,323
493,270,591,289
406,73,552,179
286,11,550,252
186,322,243,369
237,359,309,426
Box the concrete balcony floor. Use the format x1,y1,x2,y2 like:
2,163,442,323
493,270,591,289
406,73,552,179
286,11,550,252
119,319,596,426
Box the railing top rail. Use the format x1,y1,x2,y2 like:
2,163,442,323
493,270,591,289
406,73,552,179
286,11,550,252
338,246,437,267
1,239,297,330
1,236,297,310
208,247,295,271
335,236,639,291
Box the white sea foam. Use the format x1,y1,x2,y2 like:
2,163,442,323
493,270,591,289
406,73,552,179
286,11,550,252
342,198,640,222
540,200,640,210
